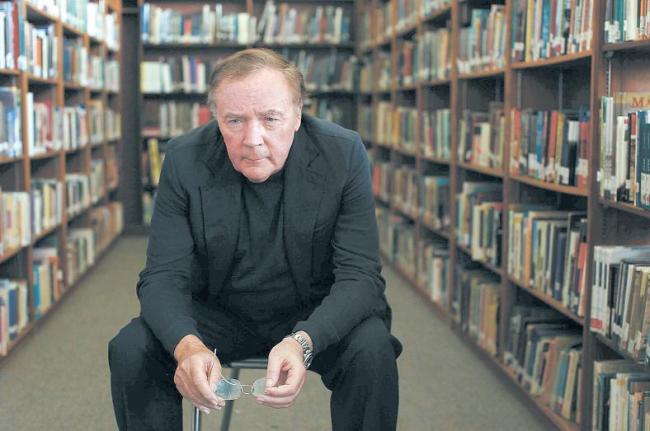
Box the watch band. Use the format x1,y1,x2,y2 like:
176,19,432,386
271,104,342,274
286,332,313,369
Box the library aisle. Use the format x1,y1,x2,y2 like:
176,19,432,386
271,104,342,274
0,236,548,430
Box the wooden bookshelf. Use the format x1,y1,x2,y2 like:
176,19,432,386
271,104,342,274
0,0,125,361
358,0,624,429
132,0,358,226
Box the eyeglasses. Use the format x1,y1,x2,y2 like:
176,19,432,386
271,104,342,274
209,349,267,401
214,375,267,400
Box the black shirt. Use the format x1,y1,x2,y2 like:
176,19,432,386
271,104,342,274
217,169,301,334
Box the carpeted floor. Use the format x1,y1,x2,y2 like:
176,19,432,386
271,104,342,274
0,236,550,430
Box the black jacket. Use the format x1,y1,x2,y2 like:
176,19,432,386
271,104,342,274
137,115,390,355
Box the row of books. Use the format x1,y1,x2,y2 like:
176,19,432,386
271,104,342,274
391,166,418,219
26,98,119,156
303,98,352,130
418,237,449,307
397,29,451,86
25,22,57,79
509,107,590,189
395,0,417,33
370,160,451,230
592,360,650,431
43,0,120,47
458,5,506,74
63,39,119,91
140,57,215,95
90,159,105,203
142,138,163,188
599,92,650,207
508,207,589,317
455,182,502,268
504,305,582,424
140,4,256,46
66,203,123,285
454,267,500,356
0,200,123,355
141,100,211,140
421,108,451,161
257,1,351,45
0,86,22,158
366,2,392,47
290,51,358,93
590,245,650,358
458,103,505,169
31,178,63,238
604,0,650,43
511,0,593,63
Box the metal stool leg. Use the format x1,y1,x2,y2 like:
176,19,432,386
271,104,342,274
193,406,202,431
220,367,241,431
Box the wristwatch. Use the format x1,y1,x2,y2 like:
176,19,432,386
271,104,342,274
286,332,313,369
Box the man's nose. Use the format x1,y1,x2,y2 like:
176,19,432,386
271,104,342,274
243,120,263,146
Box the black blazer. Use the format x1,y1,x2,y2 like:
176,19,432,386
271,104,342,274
137,115,390,354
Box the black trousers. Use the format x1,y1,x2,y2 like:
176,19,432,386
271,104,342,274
108,310,401,431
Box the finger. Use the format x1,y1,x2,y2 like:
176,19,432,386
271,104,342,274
192,366,222,410
255,394,297,408
265,355,283,389
265,364,304,397
206,358,225,405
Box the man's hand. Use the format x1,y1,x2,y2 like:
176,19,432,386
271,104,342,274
173,335,225,414
257,334,309,408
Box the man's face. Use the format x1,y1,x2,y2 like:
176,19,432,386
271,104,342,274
213,68,302,183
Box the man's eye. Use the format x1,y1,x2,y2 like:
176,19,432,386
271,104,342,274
228,119,241,124
266,117,279,122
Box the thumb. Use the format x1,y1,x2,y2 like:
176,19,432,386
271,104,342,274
207,356,221,392
266,354,282,388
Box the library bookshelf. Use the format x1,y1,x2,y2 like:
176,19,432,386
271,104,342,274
128,0,358,227
0,0,125,361
359,0,650,429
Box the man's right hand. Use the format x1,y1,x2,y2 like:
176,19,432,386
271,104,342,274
173,335,225,414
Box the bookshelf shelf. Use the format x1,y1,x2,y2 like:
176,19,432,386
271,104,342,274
420,78,451,87
603,39,650,53
0,246,25,266
256,42,355,49
382,249,450,320
33,224,62,243
393,205,417,222
142,42,245,50
419,218,451,240
421,155,451,165
309,89,355,97
394,23,417,40
509,174,589,197
457,162,504,178
30,150,61,161
397,83,418,92
27,75,58,86
65,147,86,155
458,68,506,80
0,156,23,165
62,22,84,37
0,68,19,76
25,2,58,23
374,194,390,206
508,275,584,326
420,5,452,23
594,333,644,365
64,82,84,91
457,242,502,276
510,51,592,70
598,198,650,219
450,323,578,431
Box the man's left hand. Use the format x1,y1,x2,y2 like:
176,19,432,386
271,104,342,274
256,336,308,408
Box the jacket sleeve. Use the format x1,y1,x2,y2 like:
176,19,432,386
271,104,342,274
136,146,202,354
293,134,387,354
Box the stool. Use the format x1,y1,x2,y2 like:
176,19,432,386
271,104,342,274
192,357,268,431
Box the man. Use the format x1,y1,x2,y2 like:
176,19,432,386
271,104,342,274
109,48,401,431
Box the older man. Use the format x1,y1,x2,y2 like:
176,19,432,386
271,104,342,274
109,48,401,431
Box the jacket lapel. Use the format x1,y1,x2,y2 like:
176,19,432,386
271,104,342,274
283,126,327,306
200,130,242,293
